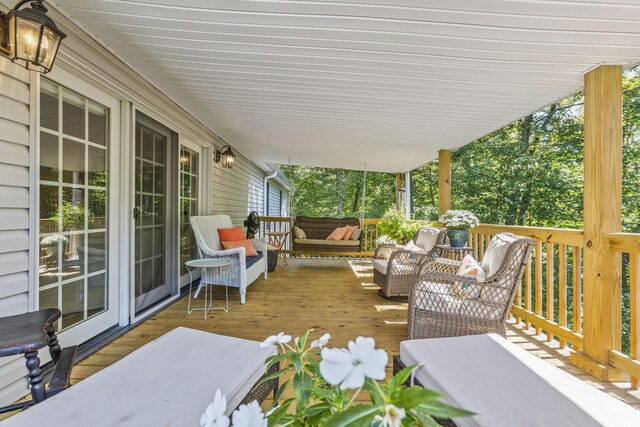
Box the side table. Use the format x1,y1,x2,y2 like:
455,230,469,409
186,259,232,319
435,245,475,261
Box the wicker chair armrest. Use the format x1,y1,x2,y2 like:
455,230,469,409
420,258,461,275
199,247,244,259
388,249,432,267
249,238,267,252
374,244,402,260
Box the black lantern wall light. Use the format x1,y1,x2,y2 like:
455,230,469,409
214,145,236,169
0,0,66,74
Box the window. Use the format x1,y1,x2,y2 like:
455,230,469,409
179,146,199,276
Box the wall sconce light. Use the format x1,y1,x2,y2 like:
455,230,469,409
0,0,66,74
214,145,236,169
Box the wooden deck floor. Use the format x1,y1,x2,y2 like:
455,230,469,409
4,258,640,420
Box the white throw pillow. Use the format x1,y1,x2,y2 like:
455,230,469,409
453,254,485,298
293,226,306,240
414,228,440,252
480,234,517,277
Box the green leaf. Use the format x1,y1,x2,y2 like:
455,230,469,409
415,401,475,419
272,378,291,404
257,367,291,387
324,405,381,427
265,353,289,370
389,365,416,389
395,387,443,410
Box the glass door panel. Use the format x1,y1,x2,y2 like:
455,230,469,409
134,122,171,313
180,147,199,281
38,79,109,332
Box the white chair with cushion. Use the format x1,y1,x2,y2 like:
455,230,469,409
190,215,267,304
373,227,447,299
408,232,534,339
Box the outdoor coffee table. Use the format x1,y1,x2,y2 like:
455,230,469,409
0,327,278,427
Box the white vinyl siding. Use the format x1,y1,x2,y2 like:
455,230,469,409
211,157,265,225
268,184,282,217
0,59,31,405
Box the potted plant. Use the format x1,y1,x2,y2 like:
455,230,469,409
438,210,479,247
201,330,473,427
379,208,425,245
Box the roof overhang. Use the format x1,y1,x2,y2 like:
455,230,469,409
51,0,640,173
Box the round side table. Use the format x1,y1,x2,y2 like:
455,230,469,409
434,245,475,261
185,259,231,319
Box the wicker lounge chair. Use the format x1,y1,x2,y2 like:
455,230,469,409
190,215,267,304
408,232,534,339
373,227,447,299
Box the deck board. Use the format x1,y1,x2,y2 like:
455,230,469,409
2,258,639,420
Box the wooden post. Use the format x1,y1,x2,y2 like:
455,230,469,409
570,65,624,381
395,173,405,212
438,150,451,215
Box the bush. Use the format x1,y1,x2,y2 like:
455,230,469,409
379,208,425,244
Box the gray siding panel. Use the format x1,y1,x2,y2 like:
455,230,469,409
212,157,265,225
0,59,31,405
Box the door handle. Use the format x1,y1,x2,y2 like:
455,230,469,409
133,207,139,219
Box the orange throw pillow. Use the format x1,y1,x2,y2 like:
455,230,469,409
342,225,358,240
218,226,245,242
326,226,349,241
221,239,259,256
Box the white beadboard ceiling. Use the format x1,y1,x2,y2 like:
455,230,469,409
52,0,640,173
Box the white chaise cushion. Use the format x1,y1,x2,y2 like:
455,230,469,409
480,233,516,277
400,334,640,427
414,227,441,251
413,282,501,319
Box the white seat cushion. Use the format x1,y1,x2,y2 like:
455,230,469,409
294,238,359,246
480,233,516,277
413,282,501,319
414,227,441,251
400,334,640,427
1,327,277,427
373,259,421,276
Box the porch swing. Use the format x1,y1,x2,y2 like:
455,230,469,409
291,166,367,256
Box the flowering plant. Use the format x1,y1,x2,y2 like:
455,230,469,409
438,210,479,231
40,234,69,246
202,330,472,426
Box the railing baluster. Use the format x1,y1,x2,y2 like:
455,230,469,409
535,240,543,336
558,244,567,348
525,256,532,329
572,246,582,344
546,242,555,342
631,253,639,389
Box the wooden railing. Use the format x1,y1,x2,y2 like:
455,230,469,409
603,232,640,387
469,225,585,350
259,217,381,257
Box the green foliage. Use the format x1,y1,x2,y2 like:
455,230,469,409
278,165,395,219
264,330,472,426
379,208,423,244
53,202,94,229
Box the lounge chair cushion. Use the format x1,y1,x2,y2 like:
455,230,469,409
480,233,517,277
372,259,421,276
222,239,259,256
413,282,501,319
245,251,264,269
326,226,350,241
414,228,441,251
294,238,360,246
400,334,640,427
342,225,358,240
217,226,246,242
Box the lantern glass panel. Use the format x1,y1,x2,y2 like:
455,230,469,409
38,26,61,70
13,16,41,63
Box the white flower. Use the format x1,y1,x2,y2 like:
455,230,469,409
231,401,266,427
311,333,331,349
260,332,292,348
381,404,406,427
201,389,230,427
319,336,388,390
